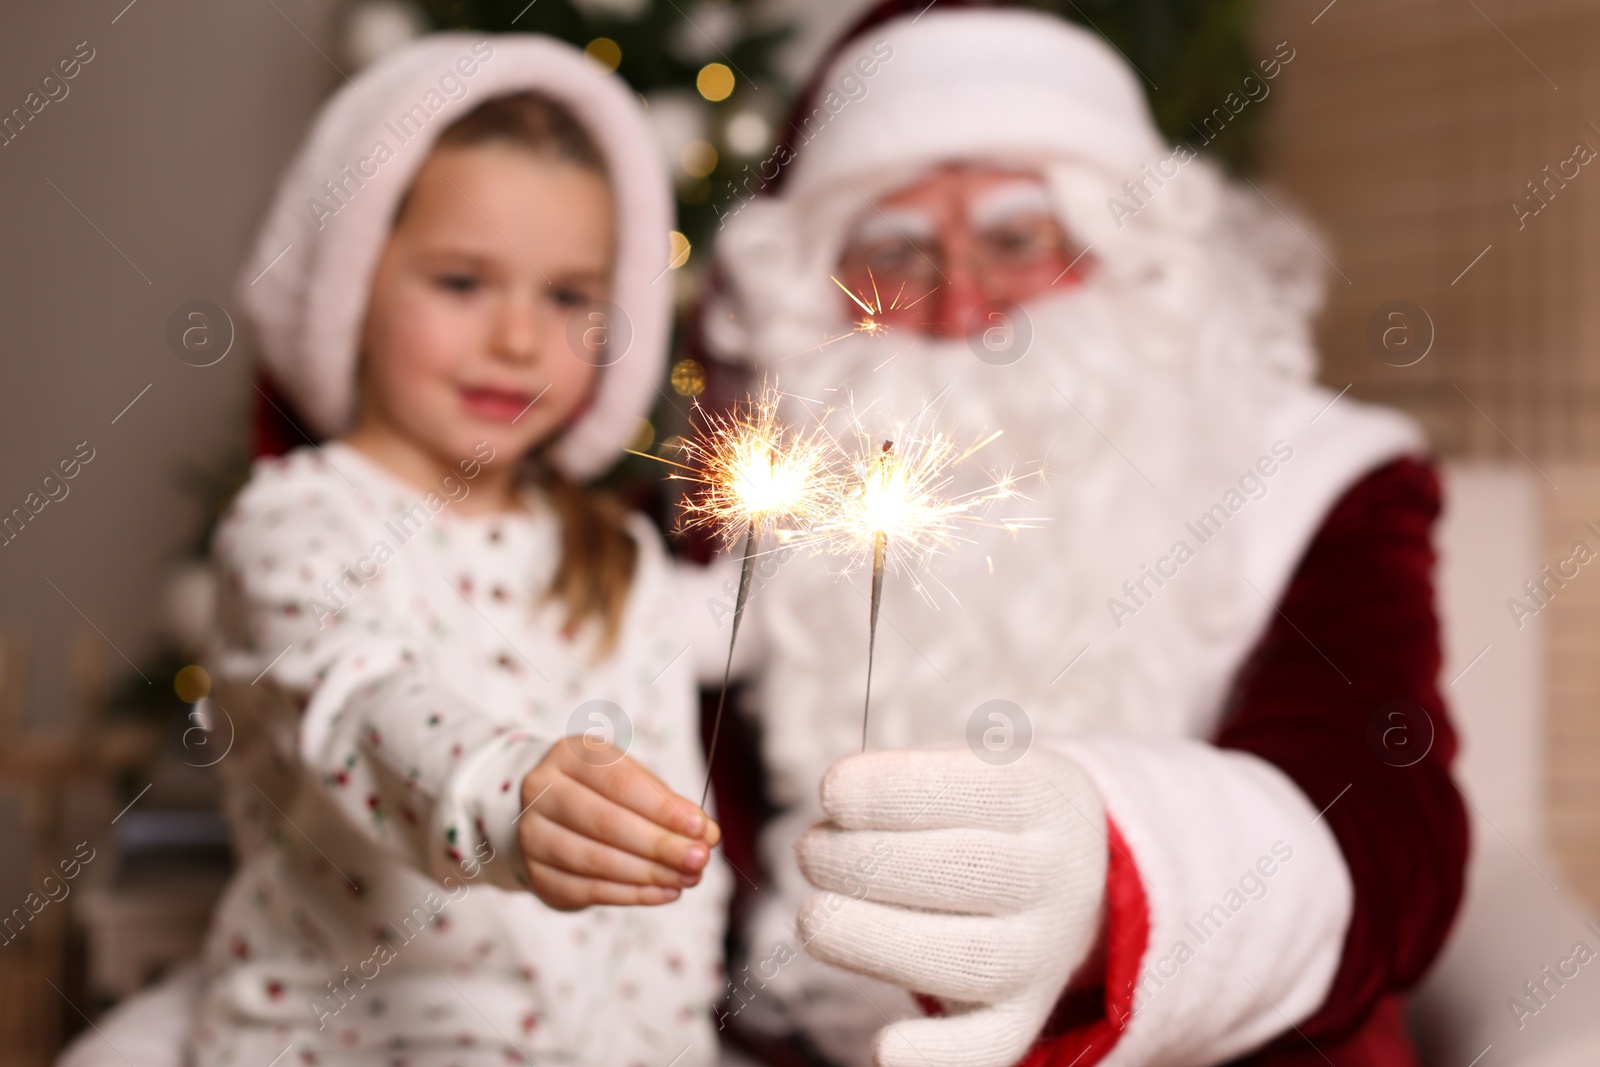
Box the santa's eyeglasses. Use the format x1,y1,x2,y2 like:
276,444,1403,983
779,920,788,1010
835,184,1086,307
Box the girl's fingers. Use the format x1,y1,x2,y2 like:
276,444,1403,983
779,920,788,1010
527,862,682,911
541,777,712,874
522,814,700,888
559,743,711,839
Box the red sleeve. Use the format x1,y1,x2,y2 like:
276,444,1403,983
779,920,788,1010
1018,457,1469,1067
1214,456,1469,1052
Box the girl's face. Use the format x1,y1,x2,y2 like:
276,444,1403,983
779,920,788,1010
353,142,614,485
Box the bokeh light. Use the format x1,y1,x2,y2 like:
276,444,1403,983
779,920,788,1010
583,37,622,74
671,358,707,397
175,664,211,703
696,62,735,102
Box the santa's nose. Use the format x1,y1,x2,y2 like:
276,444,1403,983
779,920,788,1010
930,261,987,340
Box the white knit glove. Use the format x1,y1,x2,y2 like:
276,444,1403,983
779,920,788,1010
795,747,1109,1067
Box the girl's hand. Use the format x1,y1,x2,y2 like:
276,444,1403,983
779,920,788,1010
516,736,721,911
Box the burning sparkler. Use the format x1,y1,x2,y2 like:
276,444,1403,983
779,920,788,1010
817,418,1038,750
634,383,833,805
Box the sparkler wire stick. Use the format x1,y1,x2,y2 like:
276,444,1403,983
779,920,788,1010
860,440,894,752
863,527,886,752
702,520,758,809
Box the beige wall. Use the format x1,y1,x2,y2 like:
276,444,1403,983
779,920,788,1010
1259,0,1600,458
0,0,344,892
0,8,355,1054
1259,0,1600,906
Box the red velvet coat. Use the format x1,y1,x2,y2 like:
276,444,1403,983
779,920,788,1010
716,457,1469,1067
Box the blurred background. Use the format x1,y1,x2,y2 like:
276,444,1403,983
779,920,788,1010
1,0,1597,1063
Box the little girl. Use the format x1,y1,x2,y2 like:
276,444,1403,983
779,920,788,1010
191,34,729,1067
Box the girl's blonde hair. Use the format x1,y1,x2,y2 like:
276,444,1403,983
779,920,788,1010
432,90,639,656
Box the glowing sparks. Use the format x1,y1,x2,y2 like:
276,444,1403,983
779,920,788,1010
811,419,1040,752
633,380,1044,761
817,424,1034,586
830,269,930,336
642,384,1036,572
671,386,834,546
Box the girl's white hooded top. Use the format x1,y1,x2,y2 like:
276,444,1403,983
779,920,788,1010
191,33,730,1067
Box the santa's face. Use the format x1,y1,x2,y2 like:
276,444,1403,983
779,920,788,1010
833,163,1094,339
750,158,1311,791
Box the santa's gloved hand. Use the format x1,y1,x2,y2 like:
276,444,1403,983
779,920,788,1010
795,747,1108,1067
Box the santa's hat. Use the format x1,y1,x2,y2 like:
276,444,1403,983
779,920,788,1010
237,33,673,480
779,3,1167,204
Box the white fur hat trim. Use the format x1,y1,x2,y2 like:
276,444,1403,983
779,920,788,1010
236,33,673,480
784,8,1169,205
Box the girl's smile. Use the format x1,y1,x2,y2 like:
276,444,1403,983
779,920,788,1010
458,381,545,423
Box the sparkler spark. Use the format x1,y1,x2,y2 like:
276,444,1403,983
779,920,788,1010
830,269,930,337
633,379,1043,772
771,270,930,368
818,424,1033,583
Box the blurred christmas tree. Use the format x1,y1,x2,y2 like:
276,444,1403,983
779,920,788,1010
391,0,1266,265
1024,0,1266,172
406,0,795,259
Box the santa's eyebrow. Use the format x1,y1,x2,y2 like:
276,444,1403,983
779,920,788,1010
969,180,1054,229
848,206,938,246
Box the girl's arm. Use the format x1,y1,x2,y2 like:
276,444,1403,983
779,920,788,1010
211,463,714,904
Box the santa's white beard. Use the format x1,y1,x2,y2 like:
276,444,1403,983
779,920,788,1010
750,281,1294,808
727,278,1327,1061
728,280,1314,1059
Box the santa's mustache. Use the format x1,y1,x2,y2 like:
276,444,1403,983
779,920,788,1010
769,283,1198,477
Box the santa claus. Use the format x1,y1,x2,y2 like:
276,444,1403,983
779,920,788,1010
698,3,1467,1067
